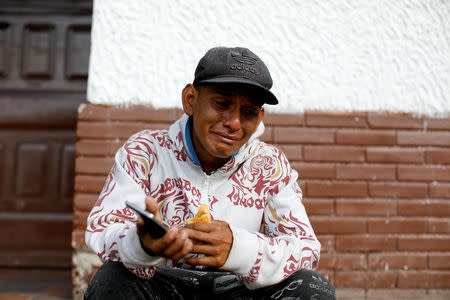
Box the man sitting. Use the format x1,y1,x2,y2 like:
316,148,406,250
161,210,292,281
84,46,336,299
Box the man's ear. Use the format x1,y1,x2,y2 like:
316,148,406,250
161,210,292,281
182,84,197,116
258,107,265,123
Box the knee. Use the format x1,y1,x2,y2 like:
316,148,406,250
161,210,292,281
84,261,138,300
282,269,336,299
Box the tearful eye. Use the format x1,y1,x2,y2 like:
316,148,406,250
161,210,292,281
215,100,230,109
244,108,259,117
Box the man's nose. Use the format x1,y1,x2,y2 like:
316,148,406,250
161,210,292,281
223,108,241,131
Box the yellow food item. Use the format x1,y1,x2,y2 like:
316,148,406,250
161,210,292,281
186,204,211,224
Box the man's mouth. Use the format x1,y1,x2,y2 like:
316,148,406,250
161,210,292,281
212,131,241,145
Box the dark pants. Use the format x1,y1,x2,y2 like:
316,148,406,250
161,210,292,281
84,261,336,300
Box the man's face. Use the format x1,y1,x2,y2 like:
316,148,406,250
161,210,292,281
182,84,265,172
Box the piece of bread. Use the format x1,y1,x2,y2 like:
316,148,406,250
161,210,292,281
186,204,211,224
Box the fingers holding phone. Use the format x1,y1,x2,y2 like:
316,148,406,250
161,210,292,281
127,198,167,239
143,196,161,221
127,197,192,261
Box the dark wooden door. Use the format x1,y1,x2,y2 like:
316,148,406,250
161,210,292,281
0,0,92,267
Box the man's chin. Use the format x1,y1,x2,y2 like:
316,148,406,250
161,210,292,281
213,147,239,159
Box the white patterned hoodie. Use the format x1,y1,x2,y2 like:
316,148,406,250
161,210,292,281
85,114,320,289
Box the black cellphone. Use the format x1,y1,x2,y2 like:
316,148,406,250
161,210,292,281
125,200,168,239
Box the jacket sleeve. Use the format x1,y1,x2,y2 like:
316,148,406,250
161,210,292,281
221,148,320,289
85,132,167,278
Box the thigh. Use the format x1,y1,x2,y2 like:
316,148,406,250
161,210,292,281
84,261,185,300
257,269,336,300
157,267,247,300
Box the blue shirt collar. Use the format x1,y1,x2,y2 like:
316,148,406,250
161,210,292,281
185,116,201,166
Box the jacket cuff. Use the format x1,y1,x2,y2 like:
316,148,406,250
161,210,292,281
119,226,164,266
220,225,259,275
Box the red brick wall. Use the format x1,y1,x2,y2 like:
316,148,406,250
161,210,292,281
73,104,450,299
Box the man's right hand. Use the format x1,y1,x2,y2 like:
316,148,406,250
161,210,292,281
137,196,193,261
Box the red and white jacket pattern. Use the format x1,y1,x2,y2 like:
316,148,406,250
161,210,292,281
85,114,320,289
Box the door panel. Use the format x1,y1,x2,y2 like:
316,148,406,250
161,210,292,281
0,14,91,91
0,128,76,213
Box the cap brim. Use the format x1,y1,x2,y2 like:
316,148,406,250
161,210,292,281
196,76,279,105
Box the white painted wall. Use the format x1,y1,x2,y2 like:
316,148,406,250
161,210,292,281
87,0,450,116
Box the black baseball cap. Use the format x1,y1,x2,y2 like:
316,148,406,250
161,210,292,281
193,47,279,105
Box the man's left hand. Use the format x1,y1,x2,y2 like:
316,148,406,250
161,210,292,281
183,220,233,268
